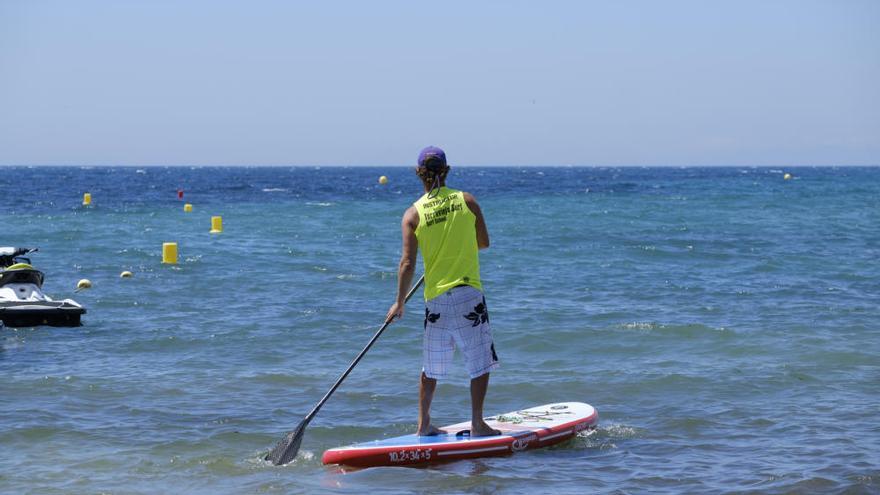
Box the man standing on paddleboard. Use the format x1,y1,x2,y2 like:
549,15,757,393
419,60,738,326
386,146,501,437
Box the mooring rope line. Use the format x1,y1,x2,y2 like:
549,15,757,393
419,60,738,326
493,409,573,423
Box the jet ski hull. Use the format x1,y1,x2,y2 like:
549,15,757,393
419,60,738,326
0,248,87,328
0,301,86,327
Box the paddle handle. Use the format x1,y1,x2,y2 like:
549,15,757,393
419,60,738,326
301,275,424,425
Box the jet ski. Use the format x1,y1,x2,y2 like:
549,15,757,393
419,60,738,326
0,247,86,327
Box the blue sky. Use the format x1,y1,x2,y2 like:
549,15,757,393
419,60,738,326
1,0,877,166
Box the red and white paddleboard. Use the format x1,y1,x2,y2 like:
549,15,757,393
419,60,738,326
322,402,597,468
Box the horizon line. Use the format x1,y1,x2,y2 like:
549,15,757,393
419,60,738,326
1,163,878,168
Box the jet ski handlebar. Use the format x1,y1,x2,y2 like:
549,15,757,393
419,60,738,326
0,247,37,255
0,247,38,267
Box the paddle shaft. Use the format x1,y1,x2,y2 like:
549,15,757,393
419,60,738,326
299,275,424,428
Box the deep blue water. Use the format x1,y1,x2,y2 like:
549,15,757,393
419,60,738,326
1,166,878,494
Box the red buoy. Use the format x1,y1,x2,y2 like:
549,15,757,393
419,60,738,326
177,189,184,199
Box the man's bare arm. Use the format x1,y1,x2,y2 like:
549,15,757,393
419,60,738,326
386,206,419,323
463,192,490,250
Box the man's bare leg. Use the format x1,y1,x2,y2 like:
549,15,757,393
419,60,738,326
418,372,445,435
470,372,501,436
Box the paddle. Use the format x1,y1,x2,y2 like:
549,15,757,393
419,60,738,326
264,275,425,465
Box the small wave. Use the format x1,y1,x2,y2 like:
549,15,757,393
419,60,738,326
306,202,334,207
619,322,657,331
254,449,314,468
593,423,641,439
566,423,642,450
614,322,733,338
262,188,287,192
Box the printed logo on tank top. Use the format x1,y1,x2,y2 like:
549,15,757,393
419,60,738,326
422,194,464,227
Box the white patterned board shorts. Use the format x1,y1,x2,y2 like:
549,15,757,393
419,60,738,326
423,285,499,380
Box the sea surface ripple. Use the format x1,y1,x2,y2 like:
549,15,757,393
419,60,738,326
1,166,878,494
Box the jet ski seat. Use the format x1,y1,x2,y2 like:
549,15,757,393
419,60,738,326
0,266,45,288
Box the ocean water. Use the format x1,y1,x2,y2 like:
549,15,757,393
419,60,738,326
1,166,878,494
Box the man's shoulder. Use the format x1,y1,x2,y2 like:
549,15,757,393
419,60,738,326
461,191,478,204
402,205,419,229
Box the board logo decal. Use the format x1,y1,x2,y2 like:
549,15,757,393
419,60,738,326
389,448,433,463
511,434,538,451
574,422,595,433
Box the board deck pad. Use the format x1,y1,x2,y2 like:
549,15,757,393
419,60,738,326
322,402,597,467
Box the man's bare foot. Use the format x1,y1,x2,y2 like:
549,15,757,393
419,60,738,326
471,421,502,437
417,424,446,436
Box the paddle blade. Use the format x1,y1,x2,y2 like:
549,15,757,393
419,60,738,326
265,419,307,465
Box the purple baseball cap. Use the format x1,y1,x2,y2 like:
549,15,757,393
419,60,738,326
417,146,447,171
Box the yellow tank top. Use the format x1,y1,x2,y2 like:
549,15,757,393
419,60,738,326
413,187,482,300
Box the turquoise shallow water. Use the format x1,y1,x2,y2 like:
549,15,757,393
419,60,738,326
1,166,878,494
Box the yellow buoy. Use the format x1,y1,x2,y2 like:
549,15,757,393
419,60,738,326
378,175,388,185
184,203,193,212
120,271,133,278
783,173,792,180
76,279,92,290
82,193,92,206
162,242,178,264
210,216,223,234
